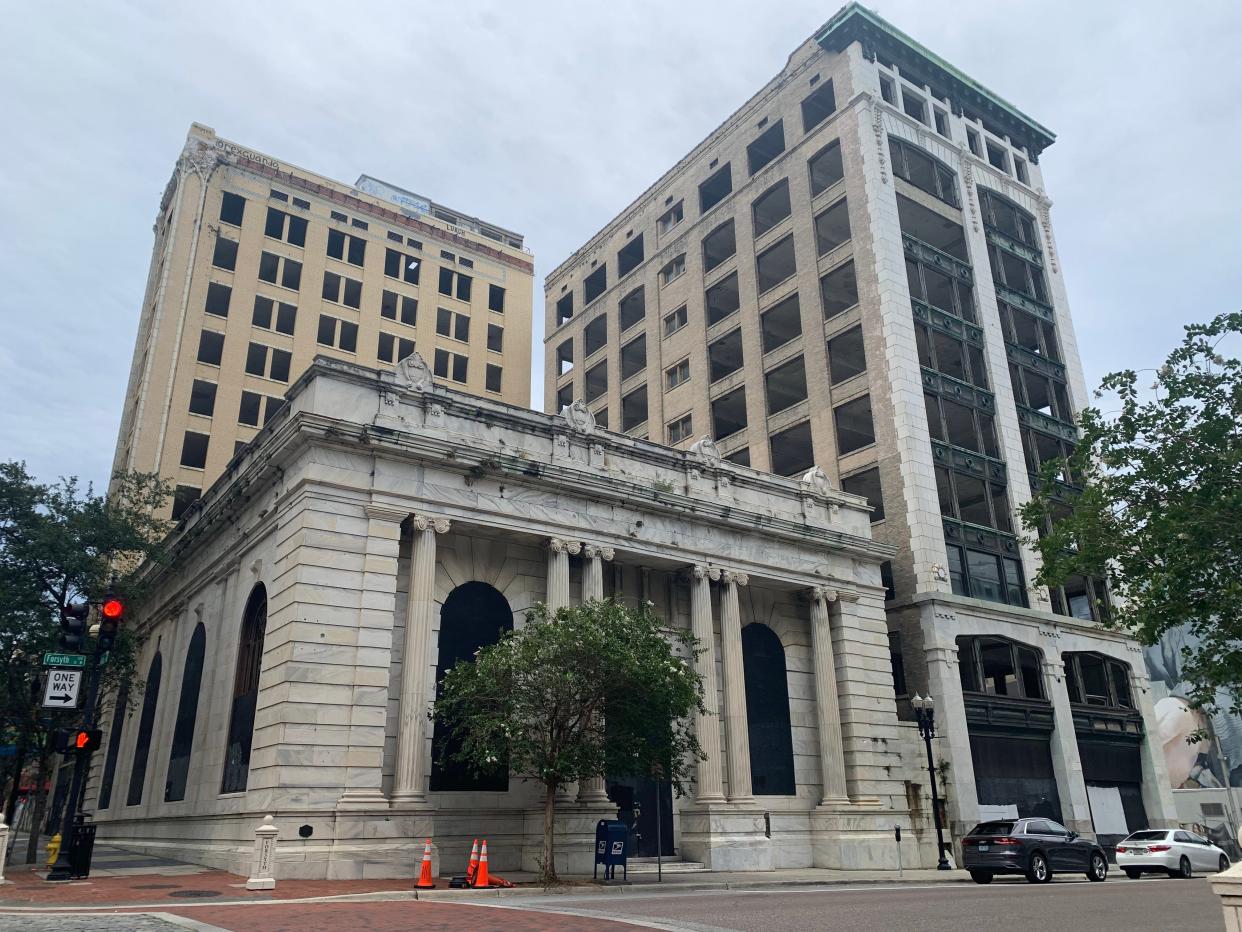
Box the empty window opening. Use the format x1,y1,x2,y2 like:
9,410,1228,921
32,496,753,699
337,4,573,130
377,332,416,364
761,293,802,353
896,194,967,260
902,88,929,125
665,357,691,389
1014,157,1030,185
821,261,858,319
622,384,648,431
752,179,792,238
197,329,225,366
556,382,574,411
485,364,502,393
326,228,365,265
747,121,785,175
267,208,309,248
488,284,506,313
205,282,231,318
756,234,796,294
584,360,608,402
322,270,362,309
556,339,574,375
699,164,733,213
258,251,302,290
708,328,744,382
220,192,245,226
879,73,896,105
934,108,950,138
433,348,469,383
907,257,975,321
705,272,740,326
827,325,867,384
702,220,737,273
668,412,694,444
439,267,472,301
765,355,808,415
986,140,1009,173
381,290,417,327
211,236,238,271
712,386,747,439
171,486,201,521
814,198,851,255
770,420,814,476
180,431,209,469
556,292,574,326
808,140,844,197
188,379,217,417
435,307,471,342
834,394,875,455
584,265,607,304
487,323,504,353
384,248,421,284
316,314,358,353
801,80,837,133
617,235,644,277
725,446,750,466
841,467,884,522
967,128,983,157
979,189,1039,245
619,286,645,332
584,316,607,356
889,137,958,207
663,304,688,337
621,334,646,381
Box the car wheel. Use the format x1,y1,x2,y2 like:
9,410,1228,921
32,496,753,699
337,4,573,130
970,870,993,884
1026,851,1051,884
1221,855,1231,873
1087,852,1108,882
1124,868,1142,879
1171,856,1192,879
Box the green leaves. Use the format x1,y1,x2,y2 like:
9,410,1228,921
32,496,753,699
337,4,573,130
1022,312,1242,714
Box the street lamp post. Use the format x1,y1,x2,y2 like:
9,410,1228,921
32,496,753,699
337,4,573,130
912,694,951,870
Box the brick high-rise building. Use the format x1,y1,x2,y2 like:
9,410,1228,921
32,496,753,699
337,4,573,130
544,4,1176,845
112,123,533,519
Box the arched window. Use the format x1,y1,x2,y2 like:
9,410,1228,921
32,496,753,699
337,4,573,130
1064,652,1133,709
957,635,1045,700
165,622,206,802
97,684,129,810
126,652,163,806
742,623,795,795
429,582,513,792
222,584,267,794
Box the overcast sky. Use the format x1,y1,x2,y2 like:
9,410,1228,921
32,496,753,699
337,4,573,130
2,0,1239,490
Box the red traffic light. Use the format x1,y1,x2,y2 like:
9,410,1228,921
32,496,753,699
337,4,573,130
73,729,102,752
101,598,124,620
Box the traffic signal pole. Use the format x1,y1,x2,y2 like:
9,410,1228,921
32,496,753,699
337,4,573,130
46,597,115,882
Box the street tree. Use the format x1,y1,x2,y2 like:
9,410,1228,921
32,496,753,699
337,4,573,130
1022,312,1242,714
0,462,170,846
432,599,706,884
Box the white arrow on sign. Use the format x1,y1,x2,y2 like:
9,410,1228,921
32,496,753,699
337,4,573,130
43,668,82,709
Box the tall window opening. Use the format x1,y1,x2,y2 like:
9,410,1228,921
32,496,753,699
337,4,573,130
222,584,267,794
742,624,795,795
126,653,163,806
165,623,207,802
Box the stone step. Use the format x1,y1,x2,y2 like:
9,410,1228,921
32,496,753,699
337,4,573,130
625,857,709,873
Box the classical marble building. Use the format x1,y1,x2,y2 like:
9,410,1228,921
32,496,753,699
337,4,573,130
542,3,1178,849
84,355,937,877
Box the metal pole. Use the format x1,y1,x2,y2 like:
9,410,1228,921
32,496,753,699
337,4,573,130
655,776,663,883
47,626,103,882
921,709,950,871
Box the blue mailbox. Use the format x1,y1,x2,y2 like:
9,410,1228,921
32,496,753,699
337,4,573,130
593,819,629,881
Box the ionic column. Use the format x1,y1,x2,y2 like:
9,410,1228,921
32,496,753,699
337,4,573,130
581,544,614,602
690,564,726,803
578,544,614,805
719,570,753,803
810,586,850,806
391,514,450,807
546,537,579,611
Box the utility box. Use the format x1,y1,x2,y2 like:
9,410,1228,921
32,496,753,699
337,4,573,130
593,819,629,882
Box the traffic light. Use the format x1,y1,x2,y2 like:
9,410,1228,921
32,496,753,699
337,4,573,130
73,728,103,753
60,601,90,652
98,591,124,651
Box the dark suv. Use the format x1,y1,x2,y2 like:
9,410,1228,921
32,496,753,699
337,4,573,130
962,818,1109,884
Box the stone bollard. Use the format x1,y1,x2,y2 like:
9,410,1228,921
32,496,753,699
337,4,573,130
0,814,8,883
245,814,279,890
1211,858,1242,929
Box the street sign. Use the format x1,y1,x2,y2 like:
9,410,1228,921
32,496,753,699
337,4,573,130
43,653,86,668
42,669,82,709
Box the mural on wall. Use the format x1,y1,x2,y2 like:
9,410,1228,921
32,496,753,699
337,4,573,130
1145,625,1242,789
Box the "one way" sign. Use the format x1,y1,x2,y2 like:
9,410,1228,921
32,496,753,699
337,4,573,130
43,669,82,709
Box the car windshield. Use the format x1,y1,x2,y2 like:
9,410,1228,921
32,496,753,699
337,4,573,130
969,821,1015,836
1125,830,1170,841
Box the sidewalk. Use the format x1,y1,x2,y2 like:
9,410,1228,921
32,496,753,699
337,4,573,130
0,847,968,912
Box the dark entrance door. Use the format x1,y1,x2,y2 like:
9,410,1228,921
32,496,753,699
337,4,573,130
606,776,673,857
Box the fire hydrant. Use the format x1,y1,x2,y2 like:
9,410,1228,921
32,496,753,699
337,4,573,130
46,832,62,867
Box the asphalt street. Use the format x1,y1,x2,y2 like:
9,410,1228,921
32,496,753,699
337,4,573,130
503,875,1227,932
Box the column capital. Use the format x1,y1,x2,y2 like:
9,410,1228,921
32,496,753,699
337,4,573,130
721,570,749,587
583,544,615,561
691,563,721,582
411,514,450,534
549,537,581,555
810,585,839,605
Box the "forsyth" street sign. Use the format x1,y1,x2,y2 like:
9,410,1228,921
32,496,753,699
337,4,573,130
43,653,86,668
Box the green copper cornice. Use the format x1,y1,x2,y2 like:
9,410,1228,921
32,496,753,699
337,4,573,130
815,3,1056,159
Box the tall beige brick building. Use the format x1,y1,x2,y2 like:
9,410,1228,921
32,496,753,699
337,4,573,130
545,3,1177,848
112,123,533,519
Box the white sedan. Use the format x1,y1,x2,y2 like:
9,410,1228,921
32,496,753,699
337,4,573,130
1115,829,1231,878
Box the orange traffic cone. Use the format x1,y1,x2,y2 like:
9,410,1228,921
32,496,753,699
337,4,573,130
473,839,490,888
416,838,436,889
465,838,480,886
